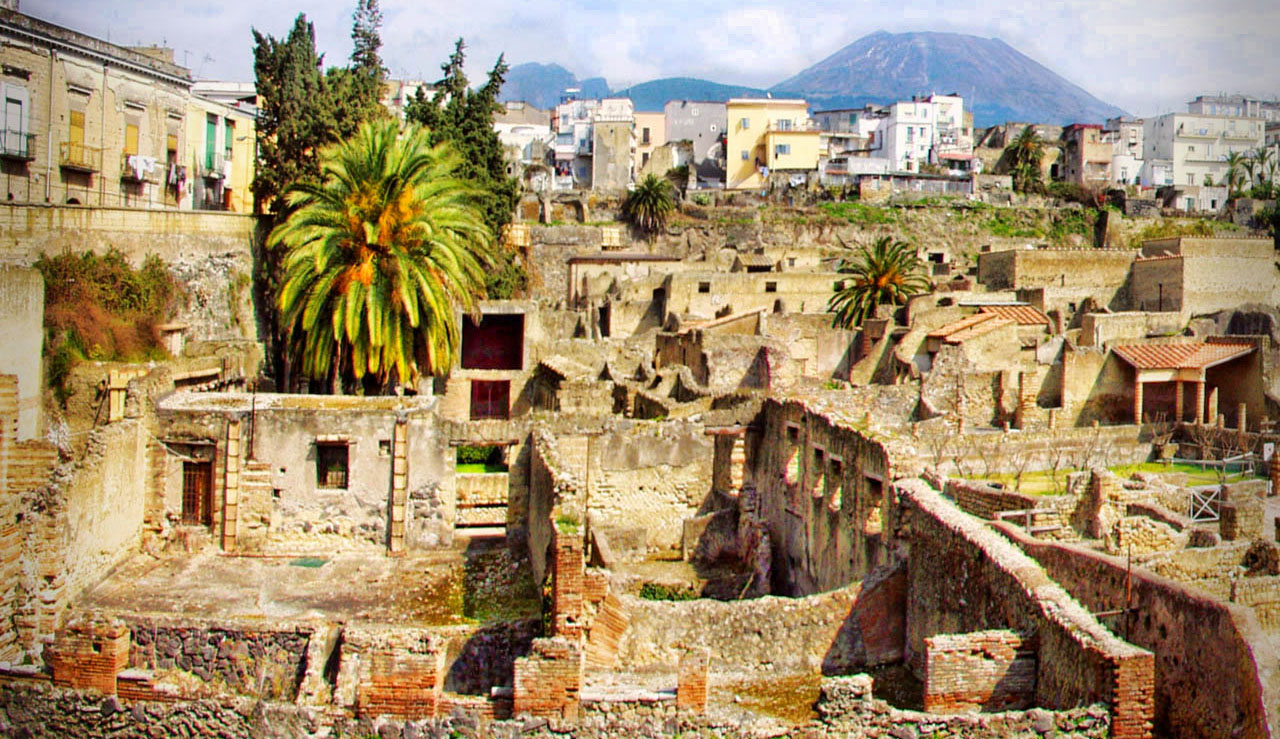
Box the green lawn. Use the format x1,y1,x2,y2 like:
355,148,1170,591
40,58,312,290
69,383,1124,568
456,462,508,474
968,461,1262,496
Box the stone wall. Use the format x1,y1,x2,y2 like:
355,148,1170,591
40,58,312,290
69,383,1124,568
0,204,259,343
123,617,311,701
1004,524,1271,738
613,567,905,674
0,268,43,439
894,479,1155,738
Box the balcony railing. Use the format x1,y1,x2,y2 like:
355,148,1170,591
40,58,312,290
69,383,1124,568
0,130,34,161
59,142,101,173
201,153,227,179
120,152,161,183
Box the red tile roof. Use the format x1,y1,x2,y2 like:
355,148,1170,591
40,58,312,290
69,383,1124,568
927,313,1013,344
978,304,1051,326
1112,342,1254,370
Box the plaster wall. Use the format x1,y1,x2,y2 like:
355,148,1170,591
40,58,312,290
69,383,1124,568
0,267,43,438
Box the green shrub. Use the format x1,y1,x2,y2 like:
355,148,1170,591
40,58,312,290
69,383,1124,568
819,201,897,226
638,582,699,601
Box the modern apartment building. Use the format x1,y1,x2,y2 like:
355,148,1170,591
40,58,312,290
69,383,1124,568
633,111,665,177
663,100,726,185
725,98,819,189
551,96,635,191
1141,112,1264,189
1061,123,1112,187
0,6,255,211
1103,116,1143,185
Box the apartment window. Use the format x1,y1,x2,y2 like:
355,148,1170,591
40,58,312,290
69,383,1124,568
775,144,791,156
69,109,85,147
740,117,750,129
641,152,649,166
224,119,234,161
124,121,139,156
776,118,792,131
1187,174,1195,186
205,114,216,170
316,442,349,489
642,127,650,144
907,127,914,143
849,113,857,125
741,149,749,161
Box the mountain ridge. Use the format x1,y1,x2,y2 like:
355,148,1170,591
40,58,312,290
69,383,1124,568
499,31,1127,127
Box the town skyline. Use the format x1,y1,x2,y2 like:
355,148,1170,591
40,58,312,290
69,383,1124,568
27,0,1280,120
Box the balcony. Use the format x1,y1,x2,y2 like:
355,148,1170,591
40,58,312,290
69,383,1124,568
201,154,227,180
0,130,35,161
121,152,161,183
766,120,818,133
60,142,101,173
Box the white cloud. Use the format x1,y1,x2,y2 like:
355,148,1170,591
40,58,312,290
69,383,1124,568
21,0,1280,117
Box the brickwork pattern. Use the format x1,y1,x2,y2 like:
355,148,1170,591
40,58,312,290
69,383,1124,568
923,630,1036,713
512,637,583,720
551,529,585,639
676,647,711,713
50,620,131,695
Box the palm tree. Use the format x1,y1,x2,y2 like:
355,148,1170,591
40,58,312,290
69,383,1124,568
1224,151,1246,197
623,173,676,236
1004,125,1045,193
1251,147,1274,192
271,118,493,393
827,236,931,329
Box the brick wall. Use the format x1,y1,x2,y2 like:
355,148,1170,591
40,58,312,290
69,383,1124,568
1005,522,1266,738
50,619,130,694
512,637,583,720
340,627,447,720
677,647,711,713
923,630,1036,712
894,480,1154,737
551,528,585,639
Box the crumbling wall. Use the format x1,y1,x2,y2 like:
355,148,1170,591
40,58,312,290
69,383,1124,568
895,479,1155,737
1005,524,1271,738
922,629,1036,713
0,267,43,439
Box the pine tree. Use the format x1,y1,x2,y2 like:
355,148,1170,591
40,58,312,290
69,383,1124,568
407,39,523,298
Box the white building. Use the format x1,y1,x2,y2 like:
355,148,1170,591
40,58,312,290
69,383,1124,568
1103,116,1143,185
1141,112,1264,189
869,95,974,174
551,96,634,191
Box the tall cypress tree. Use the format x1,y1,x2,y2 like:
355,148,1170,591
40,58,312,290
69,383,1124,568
407,39,523,298
330,0,387,139
251,14,332,216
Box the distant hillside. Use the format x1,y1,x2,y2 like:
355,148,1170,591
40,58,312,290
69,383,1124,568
612,77,768,111
772,30,1126,127
500,62,609,109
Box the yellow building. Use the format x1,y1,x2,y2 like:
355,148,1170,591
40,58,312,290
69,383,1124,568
725,98,820,189
633,111,665,178
185,95,256,213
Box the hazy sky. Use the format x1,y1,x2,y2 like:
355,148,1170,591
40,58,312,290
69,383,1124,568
24,0,1280,117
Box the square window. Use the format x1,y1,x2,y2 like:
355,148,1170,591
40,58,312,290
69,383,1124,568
378,439,391,457
741,149,750,161
316,442,349,489
775,144,791,156
698,281,710,294
765,281,777,293
786,424,799,444
741,117,750,129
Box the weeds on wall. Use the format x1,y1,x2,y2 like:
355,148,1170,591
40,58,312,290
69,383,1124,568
36,249,181,404
638,582,699,601
819,201,898,226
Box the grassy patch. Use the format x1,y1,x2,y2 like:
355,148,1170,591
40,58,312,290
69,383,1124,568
819,201,898,226
638,582,699,601
981,208,1043,239
969,461,1263,495
456,462,509,474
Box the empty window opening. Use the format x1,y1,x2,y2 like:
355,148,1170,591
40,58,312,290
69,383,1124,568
764,281,778,293
316,442,349,489
378,439,391,457
698,281,711,294
461,314,525,370
456,445,509,473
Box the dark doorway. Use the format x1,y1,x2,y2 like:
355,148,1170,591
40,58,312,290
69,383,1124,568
181,460,213,526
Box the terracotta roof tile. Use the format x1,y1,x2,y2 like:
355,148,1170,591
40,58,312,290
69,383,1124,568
1112,342,1254,370
927,313,1013,344
736,253,776,268
978,304,1051,326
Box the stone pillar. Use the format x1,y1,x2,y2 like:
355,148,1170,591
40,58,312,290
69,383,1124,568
388,417,408,553
677,647,711,714
551,527,585,639
1208,387,1219,427
1238,402,1248,435
1047,408,1057,430
1195,381,1206,425
1270,463,1280,499
1133,379,1144,425
1175,380,1184,422
222,419,241,551
729,433,748,495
